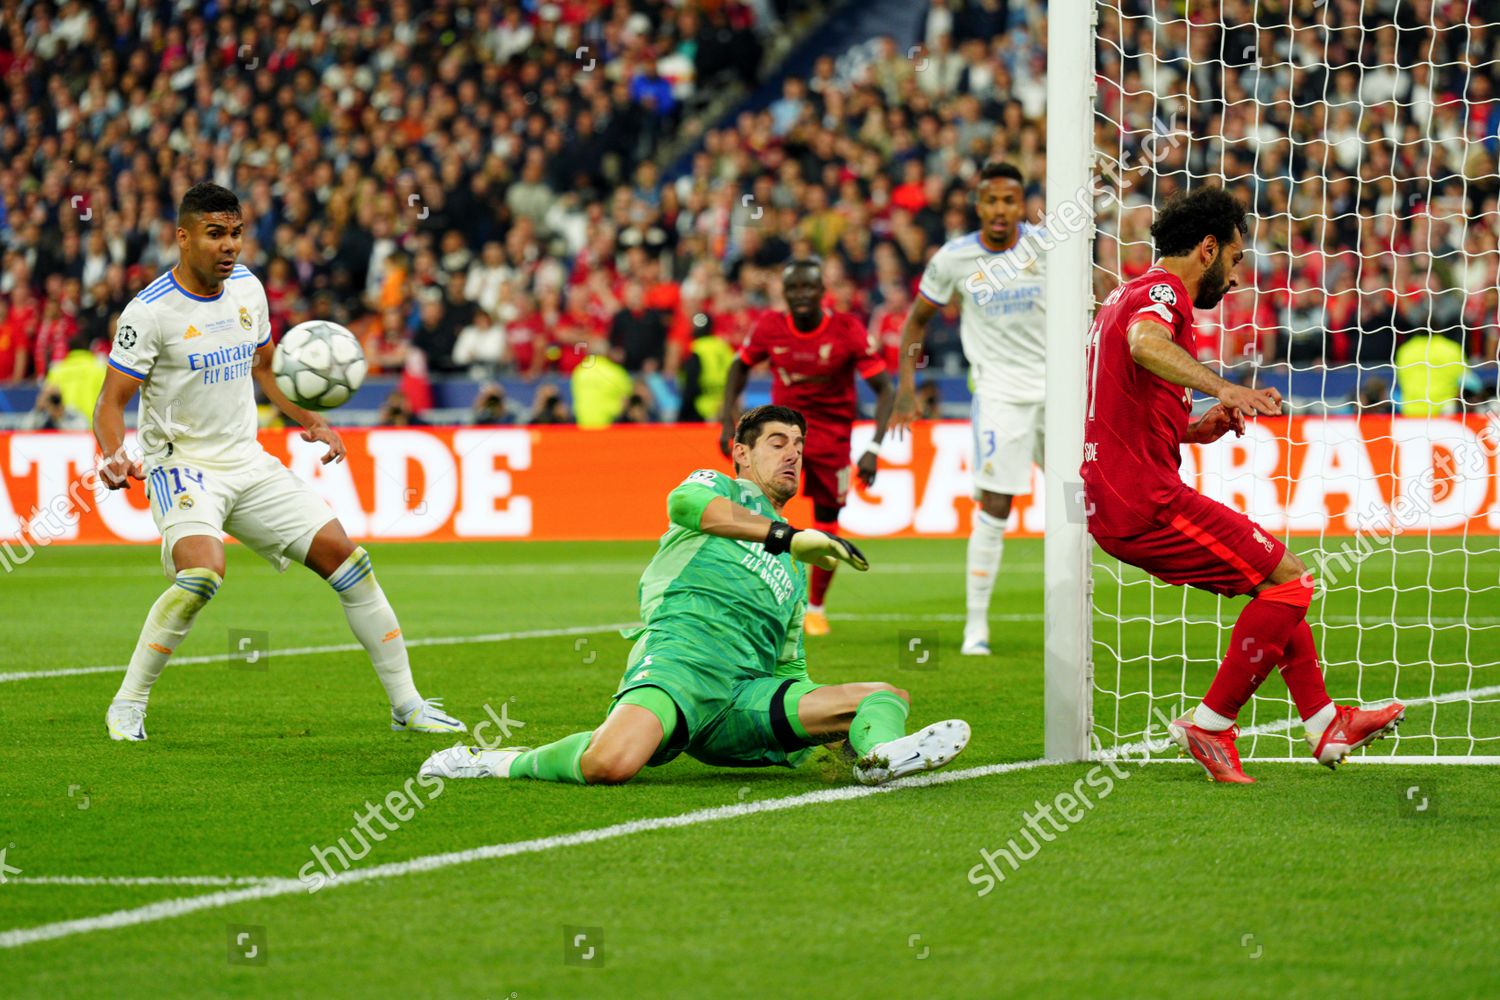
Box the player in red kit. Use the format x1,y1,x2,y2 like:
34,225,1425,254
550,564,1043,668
720,259,895,636
1083,187,1404,783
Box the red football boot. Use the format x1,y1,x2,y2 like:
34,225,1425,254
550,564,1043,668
1169,715,1255,784
1309,702,1405,769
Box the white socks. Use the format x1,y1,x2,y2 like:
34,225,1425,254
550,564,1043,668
1192,702,1237,732
328,547,421,712
1303,702,1336,741
966,510,1006,631
115,569,222,703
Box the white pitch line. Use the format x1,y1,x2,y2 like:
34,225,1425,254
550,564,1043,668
9,674,1499,949
0,623,636,685
1106,682,1500,758
0,757,1059,950
6,876,278,887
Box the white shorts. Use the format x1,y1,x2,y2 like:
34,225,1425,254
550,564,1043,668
145,451,336,578
971,394,1044,496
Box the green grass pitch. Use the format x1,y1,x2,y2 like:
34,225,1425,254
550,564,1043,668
1,538,1497,997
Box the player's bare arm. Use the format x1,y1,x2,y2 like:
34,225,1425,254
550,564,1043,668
717,355,751,458
1184,402,1245,443
252,341,346,464
93,367,145,490
891,296,940,434
1126,318,1282,420
859,369,896,486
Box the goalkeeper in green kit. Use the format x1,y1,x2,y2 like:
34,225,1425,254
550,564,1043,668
421,405,970,786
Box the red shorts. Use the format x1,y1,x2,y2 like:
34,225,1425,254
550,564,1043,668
802,451,851,510
802,423,852,510
1092,490,1285,597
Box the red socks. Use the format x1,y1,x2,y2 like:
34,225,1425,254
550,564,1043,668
1277,620,1333,720
808,519,839,606
1202,578,1314,721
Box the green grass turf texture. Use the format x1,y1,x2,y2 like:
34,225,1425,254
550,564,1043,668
1,538,1496,998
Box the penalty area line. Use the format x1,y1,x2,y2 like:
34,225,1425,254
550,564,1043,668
0,623,637,685
0,757,1057,950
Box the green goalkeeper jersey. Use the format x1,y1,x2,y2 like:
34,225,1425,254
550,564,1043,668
628,468,808,681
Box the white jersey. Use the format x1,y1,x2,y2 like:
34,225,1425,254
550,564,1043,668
918,223,1047,404
108,265,272,471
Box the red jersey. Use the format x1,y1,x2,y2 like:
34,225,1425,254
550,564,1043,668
738,309,884,433
1082,266,1197,538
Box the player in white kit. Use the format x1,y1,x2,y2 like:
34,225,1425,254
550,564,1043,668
891,162,1047,656
94,183,465,741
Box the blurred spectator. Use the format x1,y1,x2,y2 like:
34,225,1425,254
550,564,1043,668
378,390,425,427
609,282,669,373
527,384,573,425
363,307,413,376
676,312,735,422
0,0,1489,427
1396,332,1465,416
1357,376,1395,415
412,297,459,375
915,381,942,420
471,383,521,426
43,331,106,428
571,341,634,428
0,298,29,383
28,385,86,430
454,310,507,378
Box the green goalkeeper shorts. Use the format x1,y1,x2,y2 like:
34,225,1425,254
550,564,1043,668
610,632,821,769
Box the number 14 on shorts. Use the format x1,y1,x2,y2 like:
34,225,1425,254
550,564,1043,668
150,466,206,512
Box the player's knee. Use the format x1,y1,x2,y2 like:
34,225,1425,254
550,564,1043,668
172,567,223,609
851,681,909,707
580,743,644,785
978,492,1012,520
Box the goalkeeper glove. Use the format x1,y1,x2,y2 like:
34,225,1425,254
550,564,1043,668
763,522,869,572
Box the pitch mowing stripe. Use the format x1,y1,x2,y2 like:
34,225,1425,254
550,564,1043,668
0,757,1059,950
0,623,636,684
3,561,1016,577
7,876,279,887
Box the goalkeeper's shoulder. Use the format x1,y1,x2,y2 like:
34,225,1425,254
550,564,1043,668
666,468,735,530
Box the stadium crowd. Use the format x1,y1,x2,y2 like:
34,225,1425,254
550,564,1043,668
1,0,1496,430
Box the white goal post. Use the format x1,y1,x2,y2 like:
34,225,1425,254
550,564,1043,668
1045,0,1500,763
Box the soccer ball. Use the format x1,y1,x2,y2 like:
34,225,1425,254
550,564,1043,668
272,321,367,410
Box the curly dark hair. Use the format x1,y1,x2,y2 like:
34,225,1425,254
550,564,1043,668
1149,186,1248,257
177,182,241,223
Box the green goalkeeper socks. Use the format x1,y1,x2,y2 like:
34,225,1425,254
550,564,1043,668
849,690,910,756
509,731,594,784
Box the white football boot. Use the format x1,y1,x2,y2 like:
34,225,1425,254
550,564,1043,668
420,745,529,779
853,719,971,785
961,623,993,656
391,698,467,734
106,699,148,742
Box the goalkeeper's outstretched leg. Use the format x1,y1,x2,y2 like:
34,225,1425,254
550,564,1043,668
420,681,969,787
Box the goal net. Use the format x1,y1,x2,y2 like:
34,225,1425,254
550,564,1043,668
1081,0,1500,761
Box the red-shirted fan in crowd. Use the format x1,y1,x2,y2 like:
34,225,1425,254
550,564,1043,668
1083,186,1405,783
719,259,895,637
